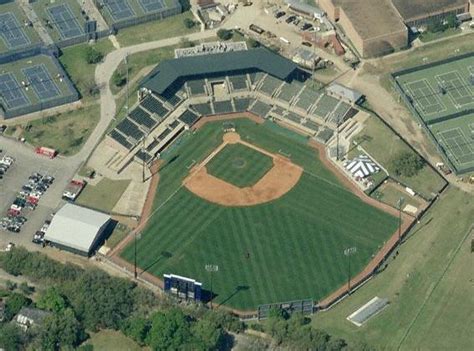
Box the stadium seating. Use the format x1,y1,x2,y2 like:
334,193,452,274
327,102,351,124
258,75,284,96
249,99,272,118
191,102,213,116
178,109,200,126
157,127,172,140
135,150,152,162
115,118,144,141
277,81,304,103
169,119,180,129
110,130,133,150
316,127,334,144
304,119,320,132
141,95,169,117
249,72,266,87
146,138,160,152
228,74,248,91
312,94,340,119
295,86,321,111
271,105,287,117
285,112,303,124
234,98,252,112
213,100,234,114
129,107,157,130
186,79,207,96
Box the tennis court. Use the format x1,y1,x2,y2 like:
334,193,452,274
395,55,474,124
47,4,84,39
0,73,30,109
103,0,136,21
139,0,165,12
22,64,61,100
0,12,31,49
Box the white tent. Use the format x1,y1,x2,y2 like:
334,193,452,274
344,155,380,178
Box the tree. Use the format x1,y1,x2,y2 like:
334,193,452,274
427,19,445,33
145,308,193,350
445,14,458,29
179,37,195,48
183,18,195,29
217,29,233,41
191,318,226,350
122,317,150,345
84,47,104,64
248,38,260,48
5,280,16,291
19,281,34,295
4,293,31,321
391,151,425,177
39,308,86,351
112,70,127,87
37,287,67,313
0,324,23,351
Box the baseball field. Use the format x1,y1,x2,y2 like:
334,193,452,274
121,118,399,310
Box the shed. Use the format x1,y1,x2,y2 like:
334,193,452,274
15,307,51,331
327,83,364,105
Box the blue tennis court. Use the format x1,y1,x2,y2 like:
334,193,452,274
139,0,165,12
104,0,136,21
22,64,61,100
0,73,30,109
47,4,83,39
0,12,31,49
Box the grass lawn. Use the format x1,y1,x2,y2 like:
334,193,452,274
373,181,423,210
207,143,273,187
419,28,462,43
352,114,446,199
312,187,474,350
121,118,398,310
84,330,143,351
59,39,115,101
76,178,131,213
19,104,100,156
105,223,131,249
116,12,199,47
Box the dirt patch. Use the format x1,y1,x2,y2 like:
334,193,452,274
184,133,303,207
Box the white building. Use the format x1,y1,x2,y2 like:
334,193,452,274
44,203,111,256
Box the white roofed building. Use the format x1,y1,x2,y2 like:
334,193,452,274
327,83,364,105
44,203,111,256
344,155,380,179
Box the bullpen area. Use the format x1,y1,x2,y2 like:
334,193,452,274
120,118,399,311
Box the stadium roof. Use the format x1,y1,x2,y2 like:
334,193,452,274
331,0,407,40
392,0,468,21
44,203,110,254
141,48,298,94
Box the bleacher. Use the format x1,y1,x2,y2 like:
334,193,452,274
135,150,153,162
271,105,287,117
327,102,351,124
249,99,272,118
159,86,184,107
110,130,133,150
115,118,144,142
304,119,320,132
178,109,200,126
186,79,207,96
146,138,160,152
258,75,283,96
157,127,172,140
295,86,321,111
249,72,266,87
285,111,303,124
316,127,334,144
213,100,234,114
141,95,169,118
129,107,157,130
228,74,248,91
191,102,213,116
312,95,340,119
169,119,180,129
277,82,304,103
234,98,252,112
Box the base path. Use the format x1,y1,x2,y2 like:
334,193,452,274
184,133,303,207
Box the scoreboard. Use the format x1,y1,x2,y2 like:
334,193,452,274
163,274,202,302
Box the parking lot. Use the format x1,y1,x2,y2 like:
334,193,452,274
0,136,74,251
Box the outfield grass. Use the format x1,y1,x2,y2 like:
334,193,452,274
121,118,398,310
312,187,473,350
76,177,131,213
116,12,198,47
19,104,100,156
207,143,273,187
352,115,446,199
59,39,115,101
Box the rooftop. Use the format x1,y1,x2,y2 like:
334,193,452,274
44,203,110,254
333,0,407,40
141,48,298,95
392,0,468,21
327,83,363,102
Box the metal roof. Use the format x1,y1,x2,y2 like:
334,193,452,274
141,48,298,94
327,83,363,102
44,203,110,254
284,0,325,17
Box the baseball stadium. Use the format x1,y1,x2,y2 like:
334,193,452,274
108,48,410,312
393,52,474,174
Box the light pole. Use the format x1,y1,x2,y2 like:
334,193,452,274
134,231,141,279
397,197,405,246
205,264,218,309
344,247,357,294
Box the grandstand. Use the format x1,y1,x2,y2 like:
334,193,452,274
106,48,358,172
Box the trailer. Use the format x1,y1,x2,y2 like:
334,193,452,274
35,146,57,159
62,179,86,202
